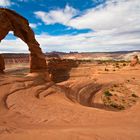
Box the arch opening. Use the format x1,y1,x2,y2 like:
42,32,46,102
0,8,47,74
0,32,30,76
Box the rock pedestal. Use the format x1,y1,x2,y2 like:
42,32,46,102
130,55,139,66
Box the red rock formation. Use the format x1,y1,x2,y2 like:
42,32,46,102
0,55,5,73
130,55,139,66
0,8,47,73
48,59,79,82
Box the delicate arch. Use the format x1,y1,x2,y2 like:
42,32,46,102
0,8,47,73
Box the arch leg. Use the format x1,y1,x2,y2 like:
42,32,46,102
0,54,5,73
13,25,48,73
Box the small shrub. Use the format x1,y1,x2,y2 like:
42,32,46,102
110,103,125,110
132,94,138,98
110,88,114,91
123,63,126,66
105,68,109,71
110,103,118,108
113,84,118,87
116,65,120,68
117,105,125,110
104,90,112,96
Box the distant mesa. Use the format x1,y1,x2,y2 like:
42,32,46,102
46,52,61,59
0,8,48,73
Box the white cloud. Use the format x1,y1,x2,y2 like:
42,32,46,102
0,31,140,53
18,0,28,2
69,0,140,31
31,0,140,52
0,39,28,53
0,0,11,7
35,5,78,25
29,23,37,29
34,0,140,32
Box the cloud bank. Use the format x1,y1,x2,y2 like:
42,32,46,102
0,0,11,7
35,5,78,25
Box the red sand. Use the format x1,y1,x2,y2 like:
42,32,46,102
0,63,140,140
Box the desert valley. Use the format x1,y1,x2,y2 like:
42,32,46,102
0,50,140,140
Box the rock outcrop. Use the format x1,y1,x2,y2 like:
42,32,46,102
0,55,5,73
48,59,79,82
130,55,139,66
3,54,29,64
0,8,47,73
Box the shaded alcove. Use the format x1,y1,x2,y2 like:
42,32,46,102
0,8,47,74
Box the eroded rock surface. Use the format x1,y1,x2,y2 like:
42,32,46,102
0,8,47,73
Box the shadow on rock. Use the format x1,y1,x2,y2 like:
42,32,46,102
48,59,79,83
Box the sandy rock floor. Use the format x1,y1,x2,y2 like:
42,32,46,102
0,63,140,140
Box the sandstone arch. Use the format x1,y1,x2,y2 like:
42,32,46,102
0,8,47,73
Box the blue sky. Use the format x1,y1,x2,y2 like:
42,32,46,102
0,0,140,53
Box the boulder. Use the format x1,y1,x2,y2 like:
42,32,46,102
130,55,139,66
